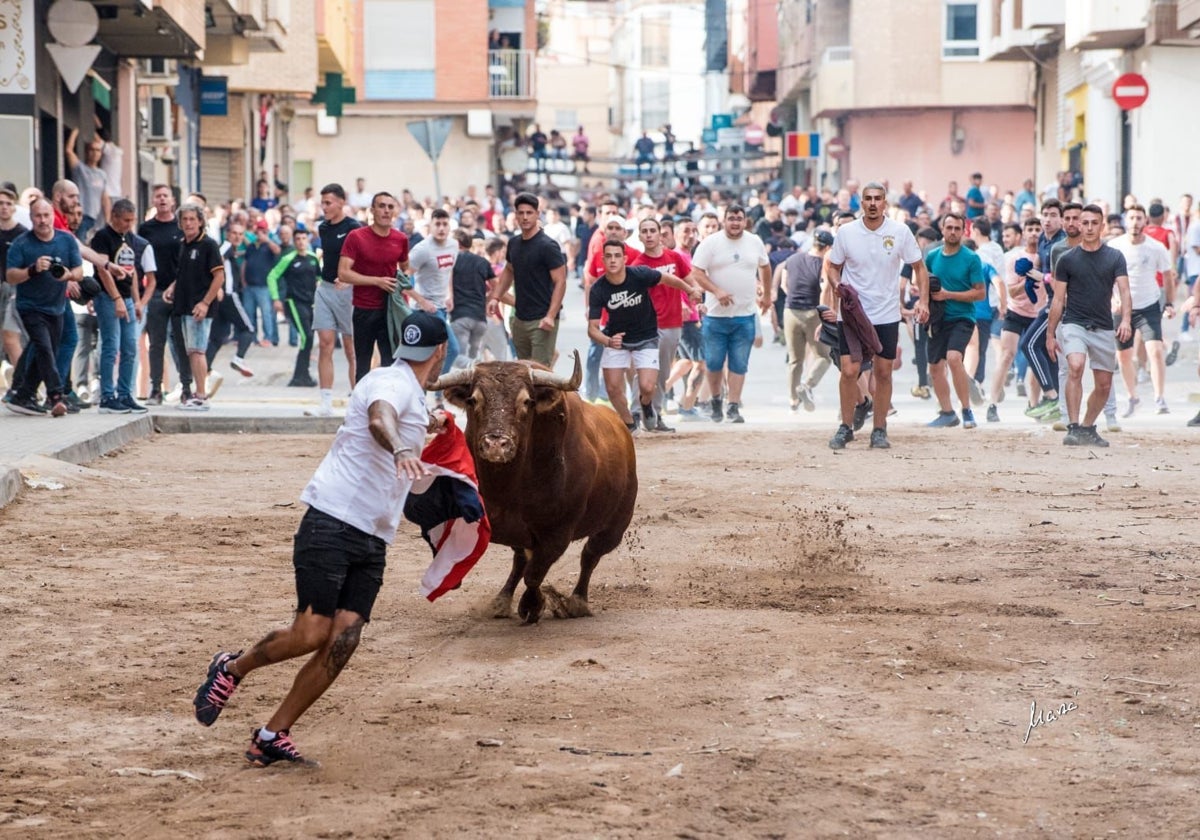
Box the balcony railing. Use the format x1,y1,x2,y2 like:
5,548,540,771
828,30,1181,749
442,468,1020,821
488,49,536,99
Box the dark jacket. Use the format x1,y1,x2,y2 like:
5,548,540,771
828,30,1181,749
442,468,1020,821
837,283,882,364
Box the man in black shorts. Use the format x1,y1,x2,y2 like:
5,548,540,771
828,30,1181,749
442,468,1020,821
1047,204,1132,447
192,312,449,766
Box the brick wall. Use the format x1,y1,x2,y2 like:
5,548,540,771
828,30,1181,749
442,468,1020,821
435,0,488,101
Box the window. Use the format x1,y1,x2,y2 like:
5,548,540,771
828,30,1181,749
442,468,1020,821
943,2,979,59
363,0,436,100
640,78,669,134
641,14,670,68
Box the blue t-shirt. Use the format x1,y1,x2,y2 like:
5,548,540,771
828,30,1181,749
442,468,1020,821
925,244,984,323
966,186,986,218
242,239,279,287
6,230,82,315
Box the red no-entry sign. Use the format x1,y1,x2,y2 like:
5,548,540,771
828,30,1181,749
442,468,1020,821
1112,73,1149,111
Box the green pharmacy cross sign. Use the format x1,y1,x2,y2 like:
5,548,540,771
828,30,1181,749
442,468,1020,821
312,73,356,118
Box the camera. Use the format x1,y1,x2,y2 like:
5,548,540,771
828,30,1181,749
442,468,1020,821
928,275,941,295
49,262,67,279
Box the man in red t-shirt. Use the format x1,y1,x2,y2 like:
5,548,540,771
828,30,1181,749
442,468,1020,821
339,192,410,382
633,217,692,430
585,217,639,283
1144,202,1179,293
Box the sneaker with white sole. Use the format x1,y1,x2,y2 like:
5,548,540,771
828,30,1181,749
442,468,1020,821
1104,411,1122,432
207,371,224,399
231,356,254,377
1155,397,1169,415
98,397,132,414
180,397,211,412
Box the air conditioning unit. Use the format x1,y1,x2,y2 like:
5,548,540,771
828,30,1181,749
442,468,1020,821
146,94,172,141
139,58,176,82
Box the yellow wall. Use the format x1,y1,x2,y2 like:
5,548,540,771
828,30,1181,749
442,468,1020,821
1064,84,1087,175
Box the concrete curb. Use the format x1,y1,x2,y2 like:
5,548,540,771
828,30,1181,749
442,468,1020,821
153,415,342,435
0,466,22,510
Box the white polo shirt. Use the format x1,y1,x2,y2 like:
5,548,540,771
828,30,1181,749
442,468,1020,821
828,217,922,325
691,231,769,318
1109,233,1171,310
300,362,429,543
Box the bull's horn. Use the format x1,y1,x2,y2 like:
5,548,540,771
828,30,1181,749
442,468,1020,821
428,367,474,391
529,350,583,391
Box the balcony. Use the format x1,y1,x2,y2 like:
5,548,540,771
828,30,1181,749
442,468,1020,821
90,0,205,58
775,0,814,103
1064,0,1149,50
488,49,536,100
316,0,354,75
984,0,1065,60
810,46,854,118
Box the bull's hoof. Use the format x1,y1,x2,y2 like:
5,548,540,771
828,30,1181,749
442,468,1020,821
543,586,592,619
517,588,544,624
483,592,514,619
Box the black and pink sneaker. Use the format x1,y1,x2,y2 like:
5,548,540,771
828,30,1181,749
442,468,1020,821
245,729,319,767
193,650,242,726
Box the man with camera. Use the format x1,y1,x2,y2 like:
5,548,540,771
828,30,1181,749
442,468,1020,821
4,198,83,416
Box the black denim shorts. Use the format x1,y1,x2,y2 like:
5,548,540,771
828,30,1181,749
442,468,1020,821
293,507,387,621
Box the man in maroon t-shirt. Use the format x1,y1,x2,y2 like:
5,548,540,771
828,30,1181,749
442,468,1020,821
633,217,692,430
339,192,410,382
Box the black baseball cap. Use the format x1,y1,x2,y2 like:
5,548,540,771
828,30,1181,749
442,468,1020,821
393,311,448,362
0,182,17,200
814,229,835,247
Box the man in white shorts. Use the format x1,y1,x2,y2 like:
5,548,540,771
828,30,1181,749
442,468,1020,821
587,240,700,433
1047,204,1132,447
825,181,929,450
313,184,359,416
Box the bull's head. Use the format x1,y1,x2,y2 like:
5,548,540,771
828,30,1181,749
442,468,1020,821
430,351,582,463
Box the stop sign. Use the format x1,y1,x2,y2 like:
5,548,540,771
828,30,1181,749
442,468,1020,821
1112,73,1149,110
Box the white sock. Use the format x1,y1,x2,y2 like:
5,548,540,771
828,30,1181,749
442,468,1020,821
320,389,332,409
258,726,276,742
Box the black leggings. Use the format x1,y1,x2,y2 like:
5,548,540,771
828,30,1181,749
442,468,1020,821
146,292,191,391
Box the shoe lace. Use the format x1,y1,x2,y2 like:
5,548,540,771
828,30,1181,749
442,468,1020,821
205,668,238,707
271,731,304,760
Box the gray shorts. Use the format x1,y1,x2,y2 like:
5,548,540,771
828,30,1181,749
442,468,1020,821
1060,322,1117,372
313,281,354,335
1,282,25,336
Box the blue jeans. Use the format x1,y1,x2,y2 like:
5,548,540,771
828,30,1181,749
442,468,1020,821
94,294,140,401
702,315,757,375
242,285,277,344
585,338,608,401
56,300,79,389
436,308,460,375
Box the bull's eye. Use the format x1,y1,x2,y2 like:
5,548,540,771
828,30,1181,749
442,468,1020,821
465,396,477,407
524,398,535,408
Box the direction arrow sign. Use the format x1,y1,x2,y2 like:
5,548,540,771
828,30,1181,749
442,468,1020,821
1112,73,1149,111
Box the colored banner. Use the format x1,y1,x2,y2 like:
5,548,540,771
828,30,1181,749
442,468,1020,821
785,131,821,159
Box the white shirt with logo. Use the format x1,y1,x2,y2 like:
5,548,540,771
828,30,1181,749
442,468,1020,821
300,362,428,543
1109,233,1170,310
409,237,459,308
829,217,922,324
690,231,769,318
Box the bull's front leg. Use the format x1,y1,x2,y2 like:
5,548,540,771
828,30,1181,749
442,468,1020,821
517,540,570,624
488,548,529,619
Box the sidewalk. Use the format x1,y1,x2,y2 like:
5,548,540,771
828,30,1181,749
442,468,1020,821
0,338,346,508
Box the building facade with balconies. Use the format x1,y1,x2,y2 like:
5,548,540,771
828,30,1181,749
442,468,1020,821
291,0,538,201
772,0,1036,196
982,0,1200,208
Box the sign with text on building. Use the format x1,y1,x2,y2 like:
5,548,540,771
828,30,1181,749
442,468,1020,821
199,76,228,116
1111,73,1149,111
785,132,821,159
0,0,35,94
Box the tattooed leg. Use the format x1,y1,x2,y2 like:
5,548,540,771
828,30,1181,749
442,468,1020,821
227,607,333,679
265,611,366,733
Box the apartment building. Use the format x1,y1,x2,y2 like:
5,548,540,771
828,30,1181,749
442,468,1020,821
291,0,538,200
771,0,1036,194
982,0,1200,207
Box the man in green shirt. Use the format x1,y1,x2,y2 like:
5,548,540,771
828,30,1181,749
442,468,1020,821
269,226,322,387
925,212,985,429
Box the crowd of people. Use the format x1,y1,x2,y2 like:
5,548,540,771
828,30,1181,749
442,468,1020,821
3,162,1198,441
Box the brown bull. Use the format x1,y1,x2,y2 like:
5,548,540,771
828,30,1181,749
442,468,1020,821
430,351,637,623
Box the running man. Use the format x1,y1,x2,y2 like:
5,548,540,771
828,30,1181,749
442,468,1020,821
632,216,693,430
924,213,985,430
1047,204,1132,447
987,218,1044,422
313,183,360,416
192,311,450,767
340,192,409,382
588,239,701,433
825,182,929,449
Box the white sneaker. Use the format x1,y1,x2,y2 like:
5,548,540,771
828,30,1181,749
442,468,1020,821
231,356,254,377
179,397,210,412
1179,331,1196,344
0,360,11,390
1104,411,1122,433
207,370,224,399
165,384,184,405
304,405,334,417
1155,397,1169,415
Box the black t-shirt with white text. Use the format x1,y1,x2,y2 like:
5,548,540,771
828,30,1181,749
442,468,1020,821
505,230,567,321
588,266,663,345
1056,244,1128,331
90,225,150,298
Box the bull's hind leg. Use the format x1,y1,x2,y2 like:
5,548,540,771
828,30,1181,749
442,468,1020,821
554,528,625,618
488,548,529,619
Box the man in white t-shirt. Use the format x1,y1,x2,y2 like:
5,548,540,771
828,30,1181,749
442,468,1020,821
191,311,448,768
825,181,929,449
1109,205,1174,414
408,208,462,374
689,204,771,423
348,177,372,214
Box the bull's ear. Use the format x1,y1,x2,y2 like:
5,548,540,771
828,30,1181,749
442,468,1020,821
531,386,567,413
443,384,474,409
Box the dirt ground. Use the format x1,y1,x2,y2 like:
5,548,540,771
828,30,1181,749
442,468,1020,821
2,425,1200,838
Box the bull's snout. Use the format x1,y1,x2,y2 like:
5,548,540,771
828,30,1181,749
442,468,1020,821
480,432,517,463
